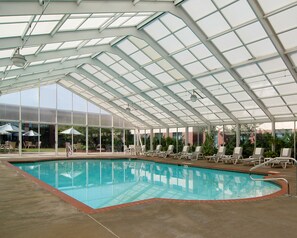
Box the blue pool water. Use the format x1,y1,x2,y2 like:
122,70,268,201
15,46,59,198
14,159,280,209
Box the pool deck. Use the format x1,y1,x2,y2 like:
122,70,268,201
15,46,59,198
1,153,297,238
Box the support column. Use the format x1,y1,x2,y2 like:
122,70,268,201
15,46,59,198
185,126,189,145
236,124,240,147
294,121,296,159
166,128,169,138
111,127,114,153
271,121,275,152
86,126,88,154
150,128,153,150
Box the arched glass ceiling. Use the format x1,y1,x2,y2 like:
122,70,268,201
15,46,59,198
0,0,297,129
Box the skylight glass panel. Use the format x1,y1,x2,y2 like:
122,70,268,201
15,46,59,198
155,72,176,84
158,35,184,54
268,6,297,33
97,37,115,45
45,58,62,64
235,64,262,77
130,51,152,65
197,76,218,87
268,106,291,115
94,71,111,82
173,50,196,65
290,52,297,66
201,56,223,70
235,22,267,44
168,69,184,81
213,71,233,83
182,0,217,21
0,15,31,23
21,46,39,55
160,13,186,32
0,23,27,38
97,53,115,66
254,87,278,98
189,44,212,59
289,105,297,113
144,20,171,41
244,76,270,89
42,42,62,52
134,81,151,90
223,47,252,64
232,91,251,101
241,100,258,109
262,97,285,107
37,15,63,21
221,0,256,27
212,32,242,52
184,61,207,75
284,95,297,105
122,15,148,27
79,17,109,30
216,94,236,103
258,58,286,73
109,17,131,27
144,63,163,75
276,83,297,95
110,63,129,75
225,102,244,111
142,46,160,61
29,21,58,35
197,12,230,37
59,18,85,31
247,38,277,57
207,85,227,95
278,28,297,49
231,110,251,118
117,40,139,55
59,40,83,49
258,0,296,14
248,109,266,117
0,49,13,58
213,0,237,8
175,27,200,46
83,64,97,74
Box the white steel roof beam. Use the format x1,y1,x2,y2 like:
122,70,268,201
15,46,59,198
111,47,212,125
172,7,274,121
77,68,168,128
248,0,297,83
89,58,187,126
133,30,238,123
66,75,151,128
0,1,174,16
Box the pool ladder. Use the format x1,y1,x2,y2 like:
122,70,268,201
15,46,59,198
249,158,297,196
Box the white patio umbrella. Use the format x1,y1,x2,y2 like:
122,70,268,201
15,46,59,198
0,128,11,135
23,130,40,137
0,123,23,133
60,127,83,152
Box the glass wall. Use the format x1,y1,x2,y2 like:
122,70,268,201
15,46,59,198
0,83,133,155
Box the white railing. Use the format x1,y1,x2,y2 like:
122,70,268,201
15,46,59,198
249,158,297,195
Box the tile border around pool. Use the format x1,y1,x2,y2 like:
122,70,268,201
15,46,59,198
3,158,288,214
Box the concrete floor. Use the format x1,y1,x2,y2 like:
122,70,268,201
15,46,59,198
1,154,297,238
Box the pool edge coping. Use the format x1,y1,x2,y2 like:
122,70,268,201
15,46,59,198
3,158,288,214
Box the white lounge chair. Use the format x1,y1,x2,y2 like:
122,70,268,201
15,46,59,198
159,145,174,158
172,145,190,159
181,146,204,160
241,148,264,165
268,148,294,169
145,145,162,157
208,146,226,163
222,147,243,164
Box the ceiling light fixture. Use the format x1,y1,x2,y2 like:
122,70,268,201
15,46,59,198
126,104,131,113
190,90,204,102
11,48,27,67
